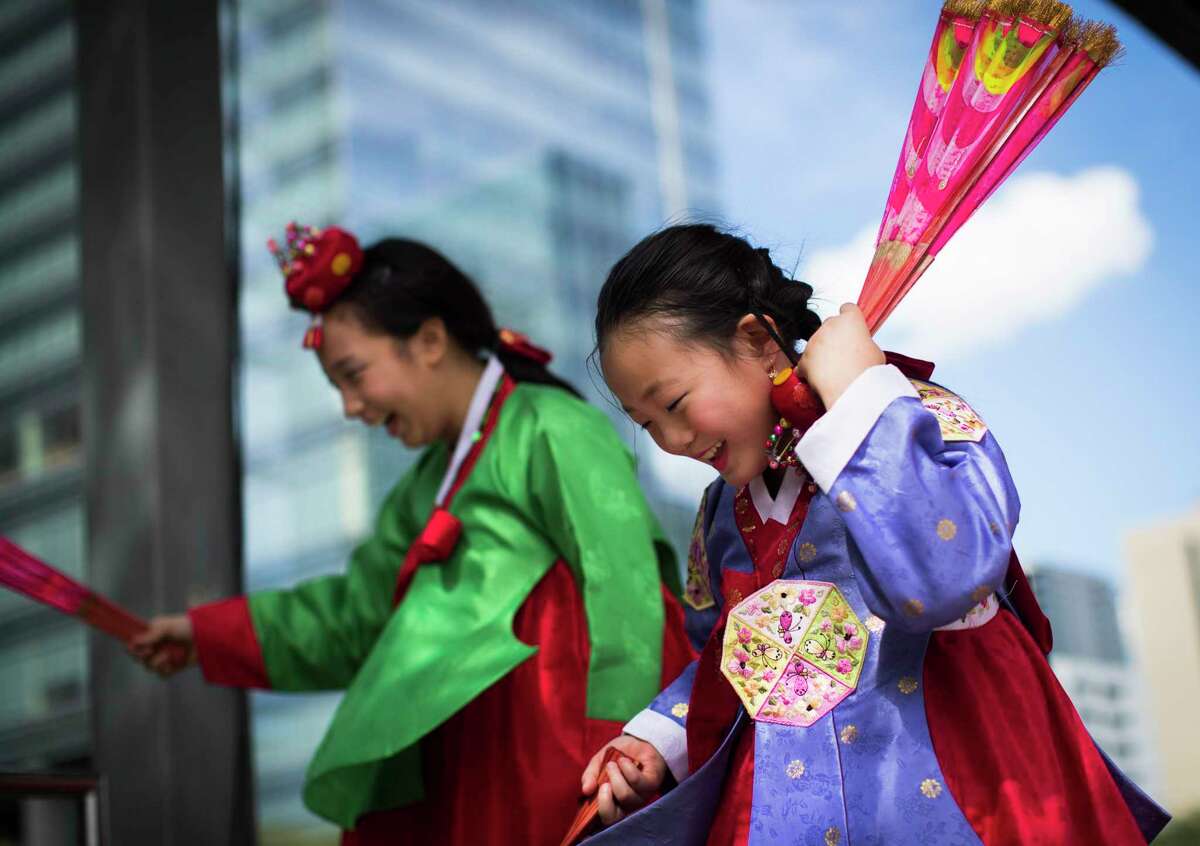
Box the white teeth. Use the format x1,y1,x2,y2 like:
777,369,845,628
701,441,723,462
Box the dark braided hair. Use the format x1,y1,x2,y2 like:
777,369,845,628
331,238,580,397
594,224,821,359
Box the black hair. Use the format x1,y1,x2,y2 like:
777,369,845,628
594,224,821,361
327,238,580,397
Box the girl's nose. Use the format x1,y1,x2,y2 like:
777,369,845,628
659,423,695,457
341,390,364,420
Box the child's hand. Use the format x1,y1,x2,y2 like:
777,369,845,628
129,614,197,676
801,303,885,408
581,734,668,826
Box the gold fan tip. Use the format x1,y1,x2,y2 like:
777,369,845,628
943,0,986,19
1081,21,1122,65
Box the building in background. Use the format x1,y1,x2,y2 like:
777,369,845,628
0,0,86,777
1026,565,1155,793
234,0,718,839
0,1,87,841
1125,506,1200,819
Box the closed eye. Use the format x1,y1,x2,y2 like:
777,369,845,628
666,394,686,412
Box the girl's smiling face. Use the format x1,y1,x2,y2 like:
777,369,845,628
601,316,782,488
317,307,446,448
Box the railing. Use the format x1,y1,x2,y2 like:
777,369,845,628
0,771,104,846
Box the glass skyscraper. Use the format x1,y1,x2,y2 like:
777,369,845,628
0,0,86,772
234,1,719,839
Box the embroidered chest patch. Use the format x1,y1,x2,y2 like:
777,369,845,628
683,490,715,611
721,580,868,727
911,379,987,443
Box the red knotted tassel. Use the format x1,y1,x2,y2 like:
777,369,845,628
769,368,825,432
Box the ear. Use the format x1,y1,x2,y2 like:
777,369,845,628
411,317,450,367
733,313,782,363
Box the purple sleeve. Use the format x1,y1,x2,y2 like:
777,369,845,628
797,365,1019,633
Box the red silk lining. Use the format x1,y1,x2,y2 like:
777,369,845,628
188,596,271,689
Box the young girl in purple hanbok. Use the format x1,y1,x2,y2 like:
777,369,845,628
578,224,1167,845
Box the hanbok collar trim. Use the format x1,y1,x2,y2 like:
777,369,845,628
748,467,804,525
434,354,505,505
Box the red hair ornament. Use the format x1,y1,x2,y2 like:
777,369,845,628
267,222,364,349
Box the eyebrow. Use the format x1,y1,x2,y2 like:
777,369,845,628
330,357,358,376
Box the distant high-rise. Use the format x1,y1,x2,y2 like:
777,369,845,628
0,0,87,771
1027,565,1155,793
235,1,719,837
1125,506,1200,818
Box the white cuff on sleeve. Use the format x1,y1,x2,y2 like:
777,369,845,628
796,364,918,492
623,708,689,783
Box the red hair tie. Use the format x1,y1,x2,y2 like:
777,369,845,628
497,328,552,365
267,222,364,349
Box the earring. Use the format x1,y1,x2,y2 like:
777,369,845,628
767,364,778,382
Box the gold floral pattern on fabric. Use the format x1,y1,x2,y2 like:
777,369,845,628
840,724,858,744
910,379,988,443
797,542,818,563
904,598,925,617
898,676,919,694
920,778,943,798
786,759,806,779
683,491,715,611
936,518,957,541
721,580,869,727
825,827,841,846
670,702,689,719
835,490,857,512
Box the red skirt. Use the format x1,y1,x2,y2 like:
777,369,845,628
706,610,1144,845
345,560,695,846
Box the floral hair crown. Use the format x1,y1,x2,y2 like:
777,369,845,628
267,221,364,348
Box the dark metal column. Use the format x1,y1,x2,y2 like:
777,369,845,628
75,2,253,844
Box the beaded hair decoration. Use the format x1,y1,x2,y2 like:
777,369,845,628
268,222,364,348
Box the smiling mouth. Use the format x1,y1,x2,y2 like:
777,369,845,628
696,441,725,464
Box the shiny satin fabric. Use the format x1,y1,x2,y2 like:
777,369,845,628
242,384,681,827
592,388,1167,844
345,562,694,846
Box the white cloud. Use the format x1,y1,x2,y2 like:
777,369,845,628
803,166,1154,358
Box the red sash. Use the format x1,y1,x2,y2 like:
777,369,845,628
391,375,517,606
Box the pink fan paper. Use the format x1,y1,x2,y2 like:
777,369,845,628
1,536,150,643
858,0,1122,333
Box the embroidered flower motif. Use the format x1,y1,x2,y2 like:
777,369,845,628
898,676,919,695
829,603,849,623
920,778,943,798
797,542,818,563
825,827,841,846
937,518,957,541
798,588,818,605
864,615,886,633
671,702,689,719
839,724,858,744
786,759,805,779
836,658,853,675
904,598,925,617
737,626,752,644
835,490,856,512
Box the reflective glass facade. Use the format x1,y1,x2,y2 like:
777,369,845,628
0,0,87,771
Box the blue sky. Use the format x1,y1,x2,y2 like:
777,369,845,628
693,0,1200,583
